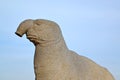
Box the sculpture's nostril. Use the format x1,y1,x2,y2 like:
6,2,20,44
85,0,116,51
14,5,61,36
15,31,22,37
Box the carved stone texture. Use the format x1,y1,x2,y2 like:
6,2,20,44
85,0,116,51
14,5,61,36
15,19,115,80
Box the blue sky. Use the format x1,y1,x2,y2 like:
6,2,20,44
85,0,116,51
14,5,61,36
0,0,120,80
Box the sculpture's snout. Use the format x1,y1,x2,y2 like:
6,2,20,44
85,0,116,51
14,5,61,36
15,19,33,37
15,30,24,37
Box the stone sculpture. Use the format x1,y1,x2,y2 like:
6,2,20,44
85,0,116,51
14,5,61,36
15,19,115,80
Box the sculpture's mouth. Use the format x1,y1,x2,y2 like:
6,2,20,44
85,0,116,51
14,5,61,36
27,35,36,41
27,35,39,45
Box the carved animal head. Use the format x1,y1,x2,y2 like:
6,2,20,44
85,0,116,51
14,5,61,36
15,19,62,45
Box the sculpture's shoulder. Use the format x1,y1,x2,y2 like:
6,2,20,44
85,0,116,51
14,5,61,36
68,50,103,68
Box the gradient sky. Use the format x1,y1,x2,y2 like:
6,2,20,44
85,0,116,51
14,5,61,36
0,0,120,80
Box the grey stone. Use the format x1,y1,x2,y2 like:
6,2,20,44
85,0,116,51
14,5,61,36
15,19,115,80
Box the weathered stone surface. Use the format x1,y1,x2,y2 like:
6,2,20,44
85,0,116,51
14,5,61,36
15,19,115,80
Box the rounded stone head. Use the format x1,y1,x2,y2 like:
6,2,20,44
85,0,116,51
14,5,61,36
15,19,62,45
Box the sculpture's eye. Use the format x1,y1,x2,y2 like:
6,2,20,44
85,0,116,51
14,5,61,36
35,22,41,26
34,20,43,26
34,23,48,32
34,24,43,31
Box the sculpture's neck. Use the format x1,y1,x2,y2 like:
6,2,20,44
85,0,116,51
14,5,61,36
34,37,68,66
35,37,68,50
34,37,68,58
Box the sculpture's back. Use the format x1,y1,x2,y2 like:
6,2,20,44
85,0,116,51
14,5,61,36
15,19,115,80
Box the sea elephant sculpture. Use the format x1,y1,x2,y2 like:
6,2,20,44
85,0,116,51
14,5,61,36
15,19,115,80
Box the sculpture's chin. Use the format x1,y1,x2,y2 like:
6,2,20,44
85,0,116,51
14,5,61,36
33,42,39,46
29,39,39,45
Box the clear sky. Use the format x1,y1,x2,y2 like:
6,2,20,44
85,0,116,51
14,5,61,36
0,0,120,80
